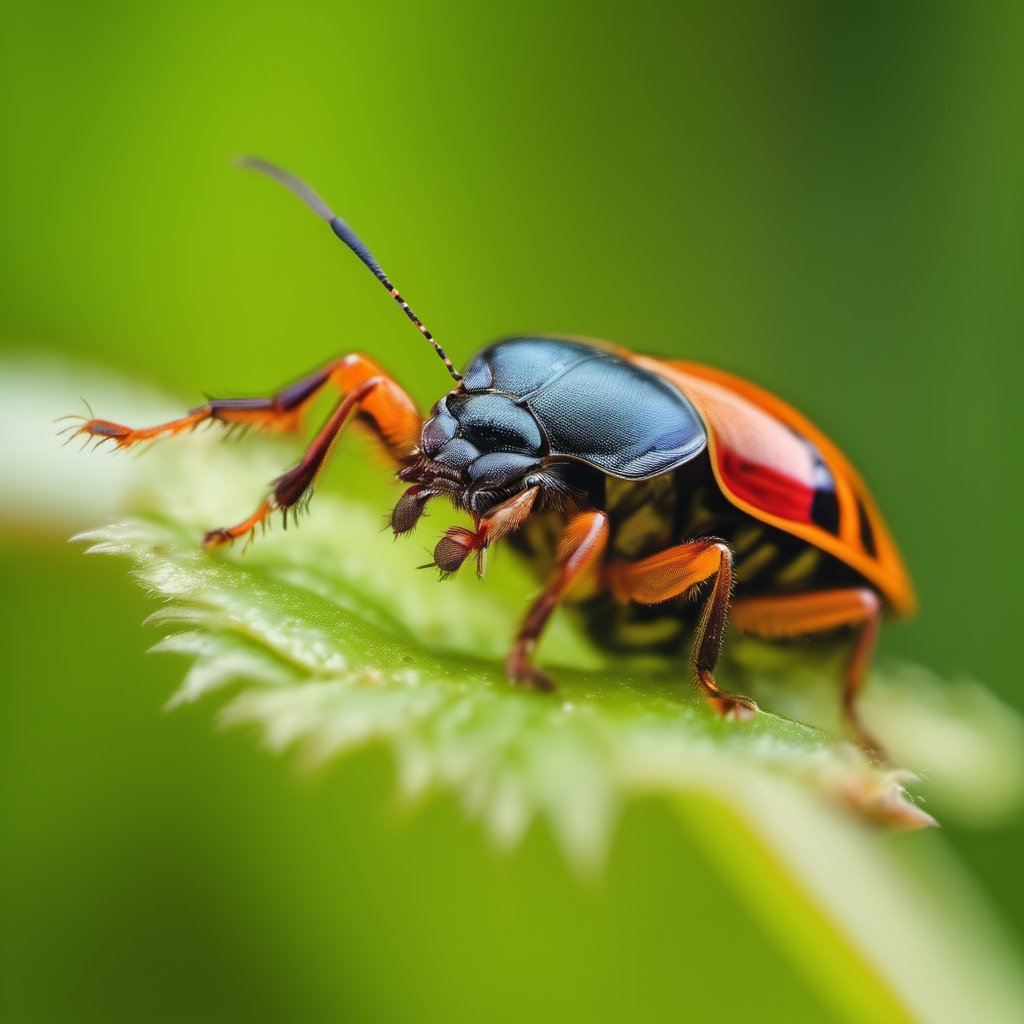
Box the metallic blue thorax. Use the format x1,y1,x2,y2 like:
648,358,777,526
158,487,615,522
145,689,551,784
420,336,708,491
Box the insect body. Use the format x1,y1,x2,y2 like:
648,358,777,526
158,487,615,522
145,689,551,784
70,159,914,752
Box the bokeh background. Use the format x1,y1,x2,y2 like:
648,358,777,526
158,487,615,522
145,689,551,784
2,2,1022,1021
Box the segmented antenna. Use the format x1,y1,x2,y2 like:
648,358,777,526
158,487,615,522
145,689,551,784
238,156,462,382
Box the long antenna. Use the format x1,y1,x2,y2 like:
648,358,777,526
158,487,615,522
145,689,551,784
238,156,462,382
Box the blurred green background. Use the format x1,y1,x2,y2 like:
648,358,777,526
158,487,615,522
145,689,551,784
2,2,1022,1020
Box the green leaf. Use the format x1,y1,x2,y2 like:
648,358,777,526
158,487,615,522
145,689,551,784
72,432,1024,857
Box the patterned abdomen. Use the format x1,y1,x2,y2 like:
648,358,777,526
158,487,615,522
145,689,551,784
510,455,867,656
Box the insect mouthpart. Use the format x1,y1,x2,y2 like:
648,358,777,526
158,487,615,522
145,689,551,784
389,484,430,535
431,527,478,576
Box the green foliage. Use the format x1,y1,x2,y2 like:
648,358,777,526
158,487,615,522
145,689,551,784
66,432,1024,1022
4,1,1024,1017
74,434,1024,866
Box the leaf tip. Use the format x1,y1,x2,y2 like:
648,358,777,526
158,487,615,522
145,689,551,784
838,774,939,831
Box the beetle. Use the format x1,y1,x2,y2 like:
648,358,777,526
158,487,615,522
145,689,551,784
69,158,915,753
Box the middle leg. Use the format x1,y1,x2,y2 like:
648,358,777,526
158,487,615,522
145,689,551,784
607,538,757,720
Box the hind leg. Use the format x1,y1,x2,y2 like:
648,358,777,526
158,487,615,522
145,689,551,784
730,589,883,753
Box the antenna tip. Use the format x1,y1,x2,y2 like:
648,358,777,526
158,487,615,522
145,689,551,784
233,154,269,173
234,155,335,223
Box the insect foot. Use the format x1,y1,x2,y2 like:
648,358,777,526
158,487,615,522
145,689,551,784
60,417,135,450
201,500,274,550
202,528,237,549
697,669,759,721
706,693,760,722
505,651,556,694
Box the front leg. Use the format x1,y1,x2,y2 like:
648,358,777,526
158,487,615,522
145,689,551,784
65,353,420,460
203,363,420,547
506,511,609,691
607,539,758,720
66,352,420,547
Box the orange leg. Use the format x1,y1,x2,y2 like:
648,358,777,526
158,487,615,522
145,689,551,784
430,486,542,578
69,354,421,547
730,589,883,752
607,539,757,720
506,511,609,692
66,353,420,460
